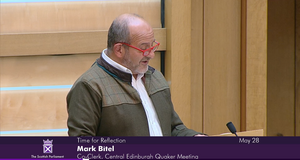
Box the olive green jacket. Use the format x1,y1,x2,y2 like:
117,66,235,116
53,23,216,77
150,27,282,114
67,55,201,136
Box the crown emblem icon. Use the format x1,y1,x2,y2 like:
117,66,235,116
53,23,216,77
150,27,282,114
43,139,53,153
43,139,53,144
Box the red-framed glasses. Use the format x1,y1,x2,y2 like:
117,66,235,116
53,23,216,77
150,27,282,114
118,41,160,56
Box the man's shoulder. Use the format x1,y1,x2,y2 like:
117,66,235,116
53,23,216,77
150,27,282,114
148,66,166,81
146,66,170,92
76,62,108,83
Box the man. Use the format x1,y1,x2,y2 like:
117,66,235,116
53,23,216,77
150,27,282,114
67,13,205,136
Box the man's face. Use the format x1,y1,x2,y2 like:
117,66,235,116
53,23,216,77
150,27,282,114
121,22,155,75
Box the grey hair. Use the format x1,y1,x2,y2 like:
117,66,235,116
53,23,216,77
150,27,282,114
107,14,144,53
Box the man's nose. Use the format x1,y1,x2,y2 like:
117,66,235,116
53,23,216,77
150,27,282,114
146,50,155,59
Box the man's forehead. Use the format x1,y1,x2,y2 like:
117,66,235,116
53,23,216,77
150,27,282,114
140,40,156,46
129,27,154,42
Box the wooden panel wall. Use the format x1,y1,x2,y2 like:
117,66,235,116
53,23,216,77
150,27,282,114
165,0,192,128
0,29,166,57
246,0,268,133
165,0,299,136
0,54,100,87
203,0,241,135
0,0,163,132
1,89,69,131
4,0,299,136
165,0,241,135
267,0,295,136
0,0,161,33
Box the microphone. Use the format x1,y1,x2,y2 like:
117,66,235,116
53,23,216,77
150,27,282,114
226,122,238,137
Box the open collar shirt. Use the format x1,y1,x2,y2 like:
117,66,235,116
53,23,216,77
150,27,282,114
102,49,163,136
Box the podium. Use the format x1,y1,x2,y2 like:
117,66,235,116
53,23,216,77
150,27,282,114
213,129,264,136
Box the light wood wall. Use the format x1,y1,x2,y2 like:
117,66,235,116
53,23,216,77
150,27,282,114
166,0,245,135
166,0,299,136
202,0,241,135
165,0,193,130
1,89,69,131
245,0,268,133
0,0,163,132
0,1,161,33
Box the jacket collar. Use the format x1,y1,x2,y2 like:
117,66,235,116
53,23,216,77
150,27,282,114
96,54,155,83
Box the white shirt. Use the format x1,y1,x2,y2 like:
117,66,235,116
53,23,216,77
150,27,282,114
102,49,163,136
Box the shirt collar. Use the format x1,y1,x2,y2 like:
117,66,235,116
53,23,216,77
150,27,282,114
101,48,145,80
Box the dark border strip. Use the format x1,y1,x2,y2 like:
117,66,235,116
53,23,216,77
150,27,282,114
160,0,165,76
240,0,247,132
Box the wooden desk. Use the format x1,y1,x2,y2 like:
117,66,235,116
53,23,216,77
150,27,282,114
212,129,264,136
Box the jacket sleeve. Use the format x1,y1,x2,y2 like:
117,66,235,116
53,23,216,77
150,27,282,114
151,70,205,136
66,80,102,136
171,109,203,136
166,90,205,136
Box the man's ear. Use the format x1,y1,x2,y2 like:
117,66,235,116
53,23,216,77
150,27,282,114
113,43,124,58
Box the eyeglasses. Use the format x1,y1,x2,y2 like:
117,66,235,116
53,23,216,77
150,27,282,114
118,41,160,56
